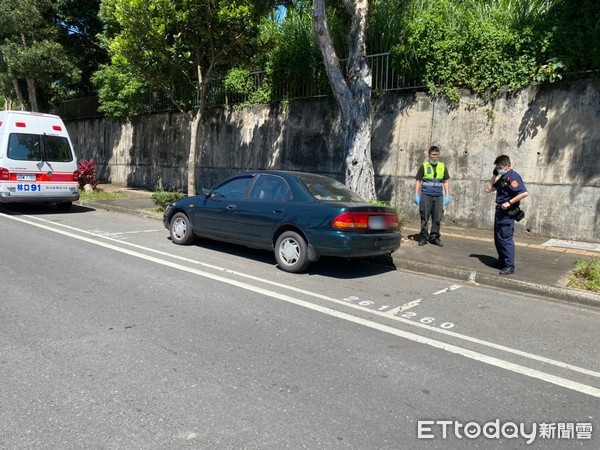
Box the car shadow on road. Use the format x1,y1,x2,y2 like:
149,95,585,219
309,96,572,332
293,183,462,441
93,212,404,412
184,238,397,279
307,255,397,278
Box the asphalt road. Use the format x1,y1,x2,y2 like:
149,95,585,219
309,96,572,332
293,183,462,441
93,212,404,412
1,204,599,449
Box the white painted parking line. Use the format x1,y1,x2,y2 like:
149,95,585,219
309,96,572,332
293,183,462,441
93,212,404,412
6,213,600,398
385,298,422,316
433,285,462,295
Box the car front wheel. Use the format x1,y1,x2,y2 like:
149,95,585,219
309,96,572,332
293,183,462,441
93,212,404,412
275,231,310,273
170,212,195,245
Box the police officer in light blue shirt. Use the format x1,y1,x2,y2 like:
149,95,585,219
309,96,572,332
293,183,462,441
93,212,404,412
485,155,529,275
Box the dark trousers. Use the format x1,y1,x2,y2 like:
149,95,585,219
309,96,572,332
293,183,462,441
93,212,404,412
494,209,515,268
419,194,443,239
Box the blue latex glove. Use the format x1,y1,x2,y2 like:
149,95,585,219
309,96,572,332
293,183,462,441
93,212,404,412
413,194,420,206
444,195,451,206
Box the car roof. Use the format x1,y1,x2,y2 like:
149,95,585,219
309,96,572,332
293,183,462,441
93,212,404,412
238,170,339,182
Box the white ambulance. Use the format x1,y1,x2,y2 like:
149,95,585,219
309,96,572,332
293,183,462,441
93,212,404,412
0,111,79,210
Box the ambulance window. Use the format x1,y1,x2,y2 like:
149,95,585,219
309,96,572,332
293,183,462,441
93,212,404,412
43,136,73,162
7,134,41,161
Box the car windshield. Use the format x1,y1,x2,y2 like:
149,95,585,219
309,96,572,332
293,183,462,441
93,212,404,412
299,174,365,202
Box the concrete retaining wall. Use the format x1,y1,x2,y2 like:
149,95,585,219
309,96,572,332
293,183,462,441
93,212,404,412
66,79,600,242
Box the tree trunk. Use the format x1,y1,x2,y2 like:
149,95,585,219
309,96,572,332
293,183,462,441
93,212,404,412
187,109,202,195
312,0,376,201
186,64,211,195
11,78,26,110
25,78,39,112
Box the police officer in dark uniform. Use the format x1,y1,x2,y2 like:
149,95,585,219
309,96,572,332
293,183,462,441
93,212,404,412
485,155,528,275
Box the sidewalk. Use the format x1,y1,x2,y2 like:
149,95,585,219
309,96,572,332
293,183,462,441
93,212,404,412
81,184,600,308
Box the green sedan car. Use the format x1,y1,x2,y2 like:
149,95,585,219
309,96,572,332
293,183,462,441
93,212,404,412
163,170,401,273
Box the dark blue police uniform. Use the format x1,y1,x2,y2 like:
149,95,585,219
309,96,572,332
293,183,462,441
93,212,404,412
493,169,527,269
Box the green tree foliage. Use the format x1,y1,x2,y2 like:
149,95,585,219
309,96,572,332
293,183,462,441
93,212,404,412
224,0,352,102
391,0,600,103
94,0,276,193
268,4,330,99
391,0,546,102
55,0,108,98
0,0,87,111
95,0,274,119
540,0,600,73
367,0,412,54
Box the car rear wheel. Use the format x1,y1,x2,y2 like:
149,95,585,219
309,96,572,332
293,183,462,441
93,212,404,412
170,212,195,245
275,231,310,273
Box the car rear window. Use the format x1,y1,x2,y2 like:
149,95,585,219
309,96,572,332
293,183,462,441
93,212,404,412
7,133,73,162
300,175,365,202
8,133,41,161
43,135,73,162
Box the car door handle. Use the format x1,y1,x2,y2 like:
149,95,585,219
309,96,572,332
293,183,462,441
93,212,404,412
272,209,285,215
227,204,237,210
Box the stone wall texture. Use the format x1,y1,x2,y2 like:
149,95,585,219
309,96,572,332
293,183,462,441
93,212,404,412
66,79,600,242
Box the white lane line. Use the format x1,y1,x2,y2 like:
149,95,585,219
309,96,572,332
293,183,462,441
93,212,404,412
385,299,422,316
433,285,462,295
120,229,163,235
19,214,600,380
6,213,600,398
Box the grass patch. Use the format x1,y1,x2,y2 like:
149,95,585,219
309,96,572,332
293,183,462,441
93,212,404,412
568,258,600,293
79,189,129,201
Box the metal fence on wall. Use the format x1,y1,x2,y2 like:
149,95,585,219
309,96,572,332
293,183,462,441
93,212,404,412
57,52,425,120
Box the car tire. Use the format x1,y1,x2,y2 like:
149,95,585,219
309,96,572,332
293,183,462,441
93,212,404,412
170,212,195,245
275,231,310,273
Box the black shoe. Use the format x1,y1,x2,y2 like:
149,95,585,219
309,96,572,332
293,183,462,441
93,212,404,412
418,238,428,246
499,266,515,275
429,237,443,247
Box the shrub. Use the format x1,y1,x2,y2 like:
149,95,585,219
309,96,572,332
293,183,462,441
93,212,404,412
152,188,185,211
568,258,600,293
77,159,98,189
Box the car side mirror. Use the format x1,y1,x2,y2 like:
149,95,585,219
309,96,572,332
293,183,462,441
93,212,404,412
201,188,212,198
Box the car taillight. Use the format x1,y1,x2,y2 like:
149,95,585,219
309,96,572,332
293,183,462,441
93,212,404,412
73,170,80,182
333,212,369,229
388,214,399,228
0,167,9,180
333,212,398,231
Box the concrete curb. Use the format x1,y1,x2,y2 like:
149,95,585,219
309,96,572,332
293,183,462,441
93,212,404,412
80,201,163,221
392,258,600,308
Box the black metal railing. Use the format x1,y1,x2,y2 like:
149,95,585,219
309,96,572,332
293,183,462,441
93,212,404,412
58,52,427,120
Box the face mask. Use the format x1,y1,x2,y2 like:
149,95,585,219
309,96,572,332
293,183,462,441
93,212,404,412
429,160,439,165
497,168,507,175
